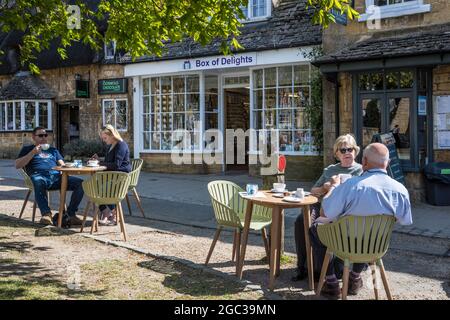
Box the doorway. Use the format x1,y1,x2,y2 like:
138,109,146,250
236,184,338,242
224,87,250,171
57,101,80,149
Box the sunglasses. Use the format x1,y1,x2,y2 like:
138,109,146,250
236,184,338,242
36,134,48,138
339,147,354,154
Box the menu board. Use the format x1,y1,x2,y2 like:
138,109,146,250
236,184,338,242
372,133,406,185
434,96,450,149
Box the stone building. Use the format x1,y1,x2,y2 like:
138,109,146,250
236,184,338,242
314,0,450,201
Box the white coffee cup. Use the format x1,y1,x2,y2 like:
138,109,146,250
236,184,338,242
339,174,352,184
273,183,286,192
40,144,50,151
295,188,305,199
87,159,99,166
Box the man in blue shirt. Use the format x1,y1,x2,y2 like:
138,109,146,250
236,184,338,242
310,142,412,299
15,127,84,226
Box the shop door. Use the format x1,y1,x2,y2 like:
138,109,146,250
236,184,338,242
224,87,250,170
57,102,80,150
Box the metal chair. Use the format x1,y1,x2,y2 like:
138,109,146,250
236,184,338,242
316,215,396,300
124,159,145,217
81,171,131,241
206,180,272,266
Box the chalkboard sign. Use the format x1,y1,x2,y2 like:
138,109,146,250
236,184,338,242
372,133,405,185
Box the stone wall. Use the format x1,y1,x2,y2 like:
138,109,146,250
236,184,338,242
140,153,223,174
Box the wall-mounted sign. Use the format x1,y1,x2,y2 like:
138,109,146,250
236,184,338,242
183,53,257,71
331,9,348,26
98,78,128,94
75,80,89,98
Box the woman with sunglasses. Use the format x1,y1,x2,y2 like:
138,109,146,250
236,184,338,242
292,134,363,282
90,124,131,225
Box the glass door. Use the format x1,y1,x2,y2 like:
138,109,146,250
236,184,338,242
360,93,384,150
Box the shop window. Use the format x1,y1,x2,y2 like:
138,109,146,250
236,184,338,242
0,100,51,131
104,40,116,60
251,64,318,155
102,99,128,131
359,0,431,21
240,0,271,21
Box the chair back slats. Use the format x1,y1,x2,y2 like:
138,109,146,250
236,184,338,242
318,215,396,263
19,168,34,190
129,159,144,188
83,172,131,205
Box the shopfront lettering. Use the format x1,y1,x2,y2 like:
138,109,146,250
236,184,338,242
188,54,256,70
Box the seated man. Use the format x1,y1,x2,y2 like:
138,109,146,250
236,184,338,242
310,143,412,299
15,127,84,226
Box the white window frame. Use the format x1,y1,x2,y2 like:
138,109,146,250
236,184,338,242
240,0,272,23
104,40,116,60
0,99,52,131
359,0,431,22
102,98,128,132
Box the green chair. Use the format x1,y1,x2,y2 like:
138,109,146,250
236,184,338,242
81,172,131,241
205,180,272,266
16,169,63,222
124,159,145,217
316,215,396,300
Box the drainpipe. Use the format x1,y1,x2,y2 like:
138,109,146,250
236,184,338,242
334,73,340,139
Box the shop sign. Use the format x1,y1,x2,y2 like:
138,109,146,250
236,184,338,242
331,8,347,26
98,78,128,94
183,53,256,70
75,80,89,98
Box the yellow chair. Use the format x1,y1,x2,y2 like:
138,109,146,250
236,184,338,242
124,159,145,217
16,169,63,222
81,172,131,241
206,180,272,266
316,215,396,300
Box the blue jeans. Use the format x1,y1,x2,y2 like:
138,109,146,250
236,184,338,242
30,172,84,217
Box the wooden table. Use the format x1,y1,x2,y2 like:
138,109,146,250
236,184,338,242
52,166,106,227
237,191,318,291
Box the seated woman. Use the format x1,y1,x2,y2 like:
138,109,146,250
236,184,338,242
292,134,363,281
91,124,131,225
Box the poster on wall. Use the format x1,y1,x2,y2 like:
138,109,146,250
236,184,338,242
418,96,427,116
433,96,450,150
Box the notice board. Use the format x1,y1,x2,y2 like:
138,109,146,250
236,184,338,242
371,132,406,185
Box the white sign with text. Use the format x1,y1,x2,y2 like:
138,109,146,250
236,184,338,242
183,53,257,70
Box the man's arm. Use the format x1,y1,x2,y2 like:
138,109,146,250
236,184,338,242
15,146,40,169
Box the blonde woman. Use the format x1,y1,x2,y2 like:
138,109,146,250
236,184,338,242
292,134,363,282
91,124,131,225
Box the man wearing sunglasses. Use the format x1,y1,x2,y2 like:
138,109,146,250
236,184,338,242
15,127,84,226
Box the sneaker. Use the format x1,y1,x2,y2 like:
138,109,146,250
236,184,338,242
39,214,53,226
69,215,84,226
348,276,363,295
320,281,342,300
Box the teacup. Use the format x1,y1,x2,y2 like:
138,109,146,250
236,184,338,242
87,159,99,166
295,188,305,199
40,144,50,151
339,174,352,184
273,183,286,192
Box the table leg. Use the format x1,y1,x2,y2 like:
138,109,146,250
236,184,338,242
303,205,314,291
58,172,68,228
237,201,253,278
269,206,281,291
276,209,284,276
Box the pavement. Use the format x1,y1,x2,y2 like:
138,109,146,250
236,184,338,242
1,159,450,241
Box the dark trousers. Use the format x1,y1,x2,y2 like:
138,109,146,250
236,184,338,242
294,202,321,271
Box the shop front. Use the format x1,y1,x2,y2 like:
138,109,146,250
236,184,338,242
125,47,324,179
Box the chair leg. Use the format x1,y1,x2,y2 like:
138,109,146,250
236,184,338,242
80,200,91,233
341,260,350,300
18,190,31,218
131,188,146,218
90,207,99,234
315,249,331,296
205,227,222,266
261,227,270,261
232,230,237,262
117,202,127,241
32,201,37,223
378,259,393,300
235,230,241,267
370,262,379,300
125,194,132,216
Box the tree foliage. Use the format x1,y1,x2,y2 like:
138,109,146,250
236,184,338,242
0,0,358,73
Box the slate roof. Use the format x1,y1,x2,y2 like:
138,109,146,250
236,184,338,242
120,0,322,63
314,23,450,65
0,71,56,100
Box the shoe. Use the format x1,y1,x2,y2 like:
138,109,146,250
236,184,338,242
348,276,363,295
320,282,342,300
39,214,53,226
69,215,84,226
291,268,307,281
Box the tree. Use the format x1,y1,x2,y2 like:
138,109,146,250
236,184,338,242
0,0,358,73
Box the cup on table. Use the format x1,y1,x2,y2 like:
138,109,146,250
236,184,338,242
87,159,99,167
73,159,82,168
273,183,286,192
246,184,258,196
339,174,352,184
40,144,50,151
295,188,305,199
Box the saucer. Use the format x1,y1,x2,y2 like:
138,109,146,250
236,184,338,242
270,189,288,193
272,193,285,198
86,164,99,167
282,196,303,203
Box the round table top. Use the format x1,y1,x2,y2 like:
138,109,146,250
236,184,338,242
243,190,318,208
52,165,107,174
